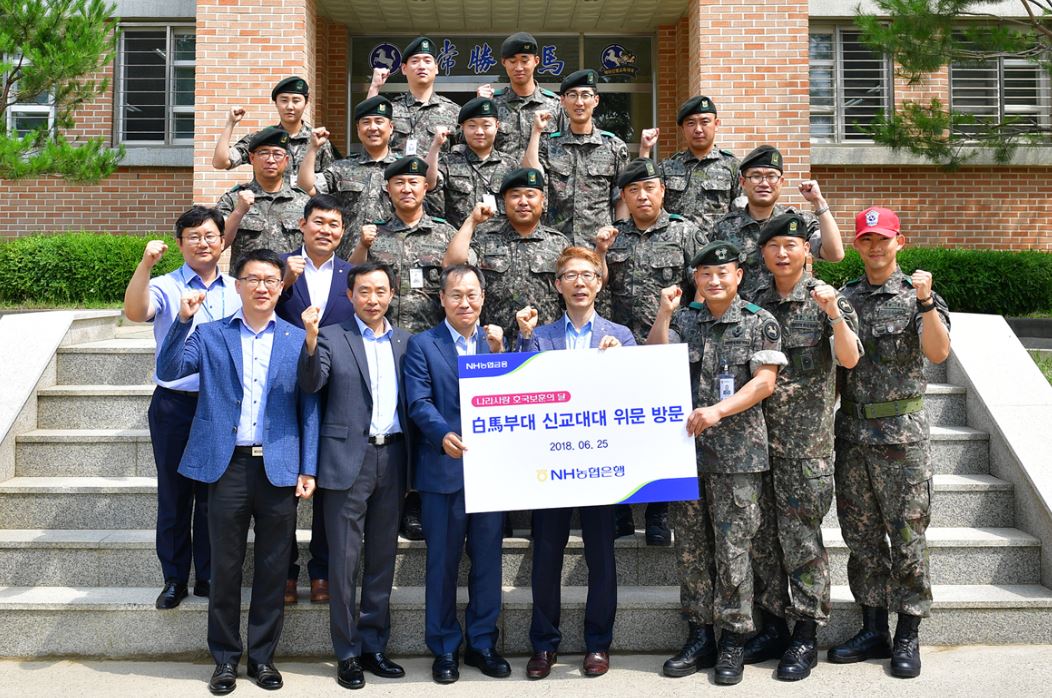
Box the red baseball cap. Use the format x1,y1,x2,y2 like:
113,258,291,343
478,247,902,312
854,207,900,239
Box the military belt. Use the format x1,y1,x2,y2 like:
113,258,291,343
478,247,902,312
840,396,923,419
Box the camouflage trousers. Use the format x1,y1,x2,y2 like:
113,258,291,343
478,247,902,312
672,474,715,626
834,439,933,617
752,457,834,624
709,472,763,634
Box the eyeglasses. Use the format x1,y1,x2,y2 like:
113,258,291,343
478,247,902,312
558,270,599,282
745,173,782,185
445,291,482,304
563,90,596,102
182,234,221,245
253,150,288,161
239,276,282,290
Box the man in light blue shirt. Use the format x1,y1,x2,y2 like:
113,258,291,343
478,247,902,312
122,206,241,610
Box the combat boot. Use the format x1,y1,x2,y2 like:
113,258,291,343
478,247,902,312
662,622,717,677
776,619,818,681
890,614,922,678
742,608,790,664
827,605,892,663
714,630,746,685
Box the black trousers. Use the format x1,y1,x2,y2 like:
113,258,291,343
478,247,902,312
288,490,328,581
207,451,297,666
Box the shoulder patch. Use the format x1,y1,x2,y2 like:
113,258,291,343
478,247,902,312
431,216,448,224
540,88,557,98
836,296,853,315
668,213,684,221
743,302,762,314
548,131,562,138
600,130,616,138
762,319,781,342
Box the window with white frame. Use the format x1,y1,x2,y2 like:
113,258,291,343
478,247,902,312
118,24,195,145
950,48,1052,137
809,28,893,143
4,56,56,137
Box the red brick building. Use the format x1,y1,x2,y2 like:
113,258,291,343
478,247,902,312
1,0,1048,249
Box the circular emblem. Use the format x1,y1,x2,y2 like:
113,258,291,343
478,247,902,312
429,268,440,281
536,469,548,482
599,44,638,78
662,268,673,282
836,297,853,315
370,43,402,73
762,319,781,342
733,325,743,337
865,209,880,227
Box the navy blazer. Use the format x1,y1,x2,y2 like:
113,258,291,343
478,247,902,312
276,252,356,329
403,322,491,494
156,314,320,486
298,317,412,491
522,312,637,352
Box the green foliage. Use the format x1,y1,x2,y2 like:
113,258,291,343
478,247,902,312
0,233,181,305
0,0,122,183
814,247,1052,316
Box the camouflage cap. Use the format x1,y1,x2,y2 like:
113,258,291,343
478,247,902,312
758,212,809,247
691,240,745,268
458,97,498,124
499,167,545,195
616,157,662,189
271,76,308,101
384,155,429,180
501,32,539,58
248,126,291,152
676,95,717,124
740,144,783,173
354,95,393,122
559,69,599,94
403,36,436,59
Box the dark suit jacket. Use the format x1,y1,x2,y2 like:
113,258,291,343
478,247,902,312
298,316,412,491
522,312,637,351
276,251,356,329
403,322,491,494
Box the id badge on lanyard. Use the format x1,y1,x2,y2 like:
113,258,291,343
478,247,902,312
717,360,735,401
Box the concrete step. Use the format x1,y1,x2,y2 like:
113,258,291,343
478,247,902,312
1,583,1050,657
925,383,967,427
36,385,153,429
56,339,155,386
924,358,948,384
15,430,155,477
0,527,1037,589
930,425,990,475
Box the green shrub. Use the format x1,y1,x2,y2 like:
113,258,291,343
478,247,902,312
814,247,1052,316
0,233,181,305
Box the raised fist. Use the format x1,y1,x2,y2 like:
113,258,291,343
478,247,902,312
358,224,378,249
515,305,539,337
178,290,207,322
227,107,246,126
236,189,256,212
142,239,168,267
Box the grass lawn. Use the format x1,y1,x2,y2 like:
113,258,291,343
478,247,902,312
1029,351,1052,385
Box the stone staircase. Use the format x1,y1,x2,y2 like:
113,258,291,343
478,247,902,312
1,316,1051,658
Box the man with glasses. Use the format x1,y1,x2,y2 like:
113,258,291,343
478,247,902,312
711,145,844,300
218,127,310,270
123,206,242,611
523,69,629,248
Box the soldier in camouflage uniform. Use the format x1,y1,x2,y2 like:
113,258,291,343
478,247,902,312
423,97,518,229
212,76,338,180
711,145,844,301
638,96,741,237
743,213,862,681
366,37,460,158
524,69,629,248
218,127,310,270
648,241,787,685
348,155,459,336
828,207,951,679
298,96,399,260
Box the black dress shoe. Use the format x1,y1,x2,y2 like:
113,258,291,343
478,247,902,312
432,653,459,684
155,580,188,609
614,505,635,538
361,652,405,678
464,647,511,678
208,663,237,695
248,662,283,690
337,658,365,689
644,510,671,546
193,580,210,598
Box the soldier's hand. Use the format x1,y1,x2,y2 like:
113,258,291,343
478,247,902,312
594,225,619,254
433,126,451,149
358,224,378,249
484,324,504,353
285,255,306,283
370,67,390,90
443,431,467,459
296,475,316,500
141,239,168,268
798,179,824,204
658,285,683,314
912,269,934,301
178,290,207,322
641,127,660,150
477,83,495,99
686,406,721,435
515,305,539,337
470,201,496,225
598,335,622,350
227,107,246,126
532,110,553,133
310,126,330,150
810,281,839,318
236,189,256,213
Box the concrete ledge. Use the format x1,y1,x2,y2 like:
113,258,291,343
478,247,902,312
117,147,192,168
812,144,1052,168
810,0,1032,19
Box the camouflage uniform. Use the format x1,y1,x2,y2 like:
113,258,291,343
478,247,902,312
538,128,629,248
492,84,560,161
471,217,567,344
388,91,460,157
229,122,338,180
605,210,708,346
669,297,787,634
363,213,460,335
313,150,399,260
711,205,820,302
657,147,741,237
834,268,950,618
436,145,519,229
217,180,310,270
750,275,861,624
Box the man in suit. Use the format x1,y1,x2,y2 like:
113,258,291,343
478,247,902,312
156,248,320,695
403,264,508,684
298,261,411,689
276,193,356,605
514,246,635,679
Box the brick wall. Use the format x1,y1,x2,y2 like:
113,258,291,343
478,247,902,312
655,17,691,157
314,16,348,154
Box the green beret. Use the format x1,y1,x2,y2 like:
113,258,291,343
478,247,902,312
677,95,717,124
271,76,308,101
384,155,429,180
248,126,290,152
616,158,661,189
499,167,545,195
458,97,498,124
403,36,435,59
354,96,393,122
691,240,745,268
559,69,599,94
501,32,539,58
740,145,783,173
758,213,809,247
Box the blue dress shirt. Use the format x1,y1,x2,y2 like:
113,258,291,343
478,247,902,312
354,315,402,436
233,310,276,446
564,312,595,351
